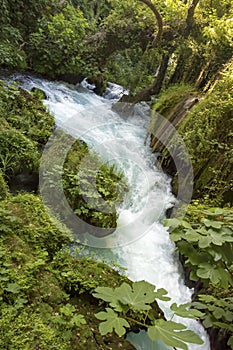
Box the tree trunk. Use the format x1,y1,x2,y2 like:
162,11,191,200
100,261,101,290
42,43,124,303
184,0,200,36
169,51,187,85
139,0,163,47
120,53,170,104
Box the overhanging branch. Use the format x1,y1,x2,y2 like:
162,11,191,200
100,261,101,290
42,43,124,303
139,0,163,47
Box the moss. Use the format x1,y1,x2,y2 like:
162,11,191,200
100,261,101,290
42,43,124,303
0,193,136,349
0,80,55,147
40,131,129,231
151,61,233,204
178,67,233,203
153,83,197,118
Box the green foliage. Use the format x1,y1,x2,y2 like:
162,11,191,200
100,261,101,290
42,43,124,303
148,320,203,350
43,135,129,230
93,280,203,348
52,248,128,295
193,294,233,328
0,24,26,68
152,83,197,118
166,204,233,347
0,81,55,147
0,0,59,35
156,64,233,202
165,206,233,288
0,170,9,200
0,192,133,349
170,302,204,319
93,280,160,312
41,131,128,230
105,47,160,92
0,80,55,185
193,294,233,349
74,0,112,26
203,17,233,65
95,308,130,336
29,5,89,76
0,129,39,177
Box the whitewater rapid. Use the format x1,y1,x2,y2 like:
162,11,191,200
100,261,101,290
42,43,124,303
15,75,210,350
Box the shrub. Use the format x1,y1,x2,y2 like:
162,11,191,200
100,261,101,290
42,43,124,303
29,5,89,76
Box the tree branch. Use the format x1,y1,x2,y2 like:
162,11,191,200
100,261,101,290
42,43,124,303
184,0,200,37
139,0,163,47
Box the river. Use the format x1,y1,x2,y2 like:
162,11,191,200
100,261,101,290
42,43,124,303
14,74,210,350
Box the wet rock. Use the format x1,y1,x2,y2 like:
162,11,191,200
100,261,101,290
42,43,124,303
56,73,85,85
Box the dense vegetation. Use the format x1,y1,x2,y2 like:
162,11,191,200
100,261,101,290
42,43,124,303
0,81,133,349
0,0,233,349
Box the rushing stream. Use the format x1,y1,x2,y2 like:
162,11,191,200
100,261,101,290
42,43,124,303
15,75,210,350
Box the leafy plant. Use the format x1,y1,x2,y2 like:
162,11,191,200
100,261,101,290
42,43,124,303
165,207,233,288
95,308,130,336
29,5,89,76
93,280,204,349
147,320,203,350
193,294,233,349
43,135,129,230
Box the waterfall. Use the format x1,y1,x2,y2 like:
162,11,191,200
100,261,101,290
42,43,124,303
15,74,210,350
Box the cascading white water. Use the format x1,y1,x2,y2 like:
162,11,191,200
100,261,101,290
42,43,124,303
15,75,210,350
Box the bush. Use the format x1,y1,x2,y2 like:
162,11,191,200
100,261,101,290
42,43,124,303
0,170,9,199
0,25,27,69
0,129,39,177
0,80,55,147
29,5,89,76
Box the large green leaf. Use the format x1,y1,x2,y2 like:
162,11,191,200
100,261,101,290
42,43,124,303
93,286,115,303
117,281,156,311
198,236,212,248
93,280,157,312
171,303,204,319
92,286,125,312
148,320,204,350
95,308,130,337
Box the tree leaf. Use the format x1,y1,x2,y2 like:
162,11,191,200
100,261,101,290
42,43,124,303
117,280,156,311
213,307,225,320
154,288,171,302
95,308,130,337
148,320,203,349
93,286,115,303
93,281,157,312
60,303,75,316
171,303,204,319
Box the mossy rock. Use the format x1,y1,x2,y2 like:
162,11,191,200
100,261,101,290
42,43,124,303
41,131,128,232
0,193,136,349
0,80,55,147
152,84,197,118
151,63,233,203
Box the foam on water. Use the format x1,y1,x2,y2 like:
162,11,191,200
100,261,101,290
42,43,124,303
15,75,210,350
